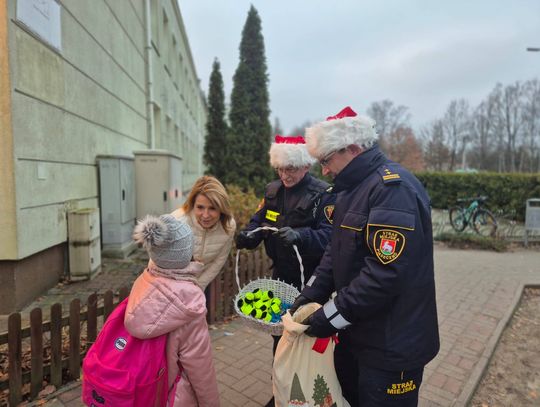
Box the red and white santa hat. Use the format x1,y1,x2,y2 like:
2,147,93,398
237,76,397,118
305,106,378,160
269,135,316,168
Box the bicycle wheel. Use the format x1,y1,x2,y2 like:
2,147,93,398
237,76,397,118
472,209,498,237
449,207,467,232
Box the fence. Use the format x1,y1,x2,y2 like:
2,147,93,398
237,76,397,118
0,247,271,405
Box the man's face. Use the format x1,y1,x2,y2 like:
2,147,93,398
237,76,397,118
319,148,356,179
276,165,310,188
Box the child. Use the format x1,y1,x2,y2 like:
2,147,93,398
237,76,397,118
126,214,220,406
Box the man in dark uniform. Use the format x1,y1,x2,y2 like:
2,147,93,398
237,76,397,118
236,135,335,293
236,135,336,407
291,107,440,406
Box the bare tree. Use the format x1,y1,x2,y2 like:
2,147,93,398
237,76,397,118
469,89,499,171
500,82,525,172
367,100,411,146
385,127,425,171
421,119,450,171
521,79,540,172
442,99,470,171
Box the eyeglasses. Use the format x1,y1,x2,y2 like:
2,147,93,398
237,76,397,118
276,166,300,174
319,149,345,167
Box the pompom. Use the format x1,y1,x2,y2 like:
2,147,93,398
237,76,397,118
133,215,168,250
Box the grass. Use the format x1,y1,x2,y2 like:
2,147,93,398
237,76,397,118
435,232,509,252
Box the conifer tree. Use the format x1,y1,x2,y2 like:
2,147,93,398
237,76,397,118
226,5,272,192
204,58,228,179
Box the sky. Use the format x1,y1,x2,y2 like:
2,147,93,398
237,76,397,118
178,0,540,134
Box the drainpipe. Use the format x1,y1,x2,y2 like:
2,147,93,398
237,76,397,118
144,0,155,149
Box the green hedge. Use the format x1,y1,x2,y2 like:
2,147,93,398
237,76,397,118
414,172,540,221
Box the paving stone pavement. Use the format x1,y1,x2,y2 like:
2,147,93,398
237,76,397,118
12,244,540,407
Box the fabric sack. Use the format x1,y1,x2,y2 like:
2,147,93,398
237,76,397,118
82,298,172,407
273,303,350,407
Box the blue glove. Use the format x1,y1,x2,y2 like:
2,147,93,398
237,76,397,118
302,307,339,338
275,227,301,247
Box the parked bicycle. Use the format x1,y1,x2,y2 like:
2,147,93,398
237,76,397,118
449,196,498,237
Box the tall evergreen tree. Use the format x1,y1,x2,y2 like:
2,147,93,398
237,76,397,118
204,58,228,179
226,6,272,192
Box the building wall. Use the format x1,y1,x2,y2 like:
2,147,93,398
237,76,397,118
150,0,206,191
0,0,206,312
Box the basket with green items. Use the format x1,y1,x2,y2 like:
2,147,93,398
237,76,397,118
233,226,304,336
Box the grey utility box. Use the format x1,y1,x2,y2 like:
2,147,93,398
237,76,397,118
525,198,540,246
97,156,137,258
134,150,183,218
68,208,101,281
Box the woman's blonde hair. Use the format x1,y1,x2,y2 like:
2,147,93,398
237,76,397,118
182,176,234,232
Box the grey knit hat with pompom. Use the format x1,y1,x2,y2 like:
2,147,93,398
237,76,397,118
133,214,193,269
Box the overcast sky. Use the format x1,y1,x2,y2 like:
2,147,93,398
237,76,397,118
179,0,540,134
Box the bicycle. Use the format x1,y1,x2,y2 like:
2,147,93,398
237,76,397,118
448,196,498,237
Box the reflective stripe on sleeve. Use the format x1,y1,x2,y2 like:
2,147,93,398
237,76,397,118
306,275,316,287
323,299,352,329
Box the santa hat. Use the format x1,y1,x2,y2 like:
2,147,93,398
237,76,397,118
305,106,378,159
269,135,316,168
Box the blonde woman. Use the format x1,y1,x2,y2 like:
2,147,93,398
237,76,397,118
171,176,236,289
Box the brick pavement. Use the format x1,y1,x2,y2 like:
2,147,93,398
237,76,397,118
15,245,540,406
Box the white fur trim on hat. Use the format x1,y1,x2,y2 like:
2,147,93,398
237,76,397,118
269,142,315,168
305,115,378,160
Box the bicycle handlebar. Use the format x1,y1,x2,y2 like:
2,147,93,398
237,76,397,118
456,196,487,203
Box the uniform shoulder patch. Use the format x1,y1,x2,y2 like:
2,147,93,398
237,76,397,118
323,205,334,224
378,167,402,184
326,186,334,193
373,229,405,264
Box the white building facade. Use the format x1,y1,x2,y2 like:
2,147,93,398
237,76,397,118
0,0,206,312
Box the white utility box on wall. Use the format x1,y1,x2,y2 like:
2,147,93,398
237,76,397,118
97,156,137,258
68,208,101,281
134,150,183,218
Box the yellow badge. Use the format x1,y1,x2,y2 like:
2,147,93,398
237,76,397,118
256,198,265,212
324,205,334,224
373,229,405,264
265,209,279,222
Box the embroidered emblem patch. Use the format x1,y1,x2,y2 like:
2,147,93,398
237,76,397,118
265,209,279,222
256,198,265,212
324,205,334,224
373,229,405,264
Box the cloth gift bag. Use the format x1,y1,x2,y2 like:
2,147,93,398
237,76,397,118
272,303,350,407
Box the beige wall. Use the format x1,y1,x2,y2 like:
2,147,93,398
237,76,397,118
0,0,206,311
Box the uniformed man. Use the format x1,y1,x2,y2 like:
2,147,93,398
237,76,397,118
236,134,336,407
290,107,440,406
236,135,335,292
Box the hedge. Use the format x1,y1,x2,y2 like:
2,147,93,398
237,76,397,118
414,172,540,221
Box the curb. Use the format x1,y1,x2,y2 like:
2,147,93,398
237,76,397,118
452,283,537,406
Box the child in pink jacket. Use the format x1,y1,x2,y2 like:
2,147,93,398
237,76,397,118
126,214,220,406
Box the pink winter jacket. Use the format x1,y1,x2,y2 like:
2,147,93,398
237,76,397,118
124,263,220,407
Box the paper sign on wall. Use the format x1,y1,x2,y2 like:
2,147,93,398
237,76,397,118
16,0,62,51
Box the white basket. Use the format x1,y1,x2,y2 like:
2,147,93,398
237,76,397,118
233,227,304,336
233,277,300,336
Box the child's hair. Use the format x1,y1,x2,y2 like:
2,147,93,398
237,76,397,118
133,215,193,269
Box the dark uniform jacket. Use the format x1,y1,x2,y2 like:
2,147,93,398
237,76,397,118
244,173,336,290
303,146,440,370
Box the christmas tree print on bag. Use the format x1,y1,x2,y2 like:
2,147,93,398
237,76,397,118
273,303,349,407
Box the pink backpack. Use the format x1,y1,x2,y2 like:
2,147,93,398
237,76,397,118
82,298,175,407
